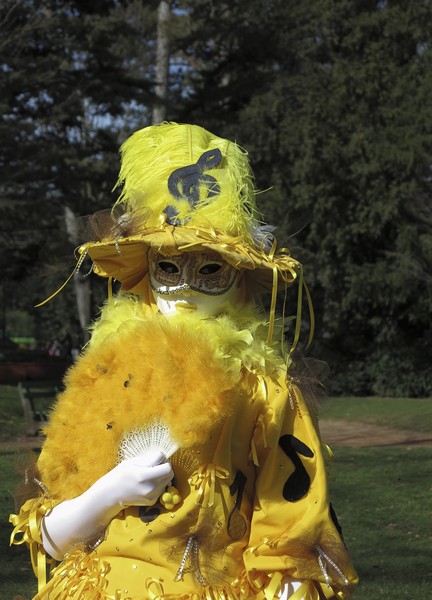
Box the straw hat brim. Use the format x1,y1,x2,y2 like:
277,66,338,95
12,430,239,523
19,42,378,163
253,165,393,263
81,225,300,296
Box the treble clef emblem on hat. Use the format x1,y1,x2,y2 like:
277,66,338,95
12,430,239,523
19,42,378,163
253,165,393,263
164,148,222,225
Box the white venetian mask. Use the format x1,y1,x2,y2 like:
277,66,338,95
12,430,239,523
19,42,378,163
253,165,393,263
148,249,240,316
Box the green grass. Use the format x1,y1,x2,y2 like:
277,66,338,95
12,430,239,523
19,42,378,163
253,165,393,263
0,385,48,598
322,396,432,434
0,385,27,440
330,447,432,599
1,453,38,599
0,385,55,443
1,385,431,598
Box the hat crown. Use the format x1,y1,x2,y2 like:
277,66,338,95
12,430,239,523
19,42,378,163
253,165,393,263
114,123,258,241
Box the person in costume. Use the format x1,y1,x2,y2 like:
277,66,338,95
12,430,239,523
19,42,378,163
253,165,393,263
10,123,358,600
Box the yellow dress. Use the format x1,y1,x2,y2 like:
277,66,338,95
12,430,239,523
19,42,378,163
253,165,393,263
10,298,358,600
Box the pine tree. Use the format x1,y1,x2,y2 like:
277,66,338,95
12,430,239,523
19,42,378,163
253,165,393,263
174,0,432,395
0,0,159,342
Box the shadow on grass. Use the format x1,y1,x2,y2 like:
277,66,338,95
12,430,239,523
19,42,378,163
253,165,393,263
330,447,432,599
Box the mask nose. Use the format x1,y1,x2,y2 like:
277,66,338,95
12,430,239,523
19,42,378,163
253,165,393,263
182,262,195,286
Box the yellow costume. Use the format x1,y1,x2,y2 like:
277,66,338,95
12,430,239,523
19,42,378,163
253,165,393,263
10,123,358,599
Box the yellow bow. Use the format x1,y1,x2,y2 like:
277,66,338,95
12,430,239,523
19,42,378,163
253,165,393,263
189,464,229,508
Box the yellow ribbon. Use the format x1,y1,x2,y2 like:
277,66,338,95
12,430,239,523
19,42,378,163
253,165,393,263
267,265,279,345
280,279,289,357
189,464,229,508
250,412,269,467
108,276,113,299
264,571,284,600
264,238,278,346
290,266,303,355
320,584,347,600
250,572,325,600
250,438,259,467
278,264,314,358
259,243,314,355
229,573,253,600
146,577,165,600
146,564,347,600
10,497,57,590
34,250,89,307
302,276,315,350
33,550,110,599
10,499,112,598
323,444,334,466
290,581,322,600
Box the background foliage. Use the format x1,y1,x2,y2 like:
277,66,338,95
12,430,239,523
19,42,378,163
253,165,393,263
1,0,431,396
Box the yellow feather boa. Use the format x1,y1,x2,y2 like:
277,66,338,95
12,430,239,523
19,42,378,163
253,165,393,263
38,297,286,501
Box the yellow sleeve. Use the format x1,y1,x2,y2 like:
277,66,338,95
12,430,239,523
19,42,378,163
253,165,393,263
244,377,358,600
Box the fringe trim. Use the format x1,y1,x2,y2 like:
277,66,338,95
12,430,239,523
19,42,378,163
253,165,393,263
33,549,110,599
10,500,109,598
248,571,351,600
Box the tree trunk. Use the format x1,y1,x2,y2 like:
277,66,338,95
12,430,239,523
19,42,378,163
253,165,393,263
64,206,91,343
152,0,170,124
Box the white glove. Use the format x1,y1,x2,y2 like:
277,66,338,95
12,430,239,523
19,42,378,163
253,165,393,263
279,578,304,600
41,450,173,561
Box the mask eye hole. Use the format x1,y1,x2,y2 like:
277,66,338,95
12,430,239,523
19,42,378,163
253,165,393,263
159,261,179,274
199,263,222,275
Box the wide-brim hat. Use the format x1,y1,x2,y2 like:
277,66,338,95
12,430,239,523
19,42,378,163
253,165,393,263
40,123,312,349
78,123,302,297
79,212,302,298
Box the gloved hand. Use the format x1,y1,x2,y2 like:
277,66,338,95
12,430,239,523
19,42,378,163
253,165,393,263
41,450,173,560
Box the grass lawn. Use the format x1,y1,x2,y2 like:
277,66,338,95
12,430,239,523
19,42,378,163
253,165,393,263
321,396,432,433
0,385,28,440
329,446,432,599
1,451,39,599
1,385,431,598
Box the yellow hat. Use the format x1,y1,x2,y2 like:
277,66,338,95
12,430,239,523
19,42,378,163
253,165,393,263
79,122,301,298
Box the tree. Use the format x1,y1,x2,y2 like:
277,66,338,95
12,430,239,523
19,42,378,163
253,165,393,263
3,0,431,394
0,0,160,342
152,0,171,124
174,0,432,395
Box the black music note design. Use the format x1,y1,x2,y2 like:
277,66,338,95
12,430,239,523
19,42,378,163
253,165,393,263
164,148,222,225
139,505,160,523
279,434,314,502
